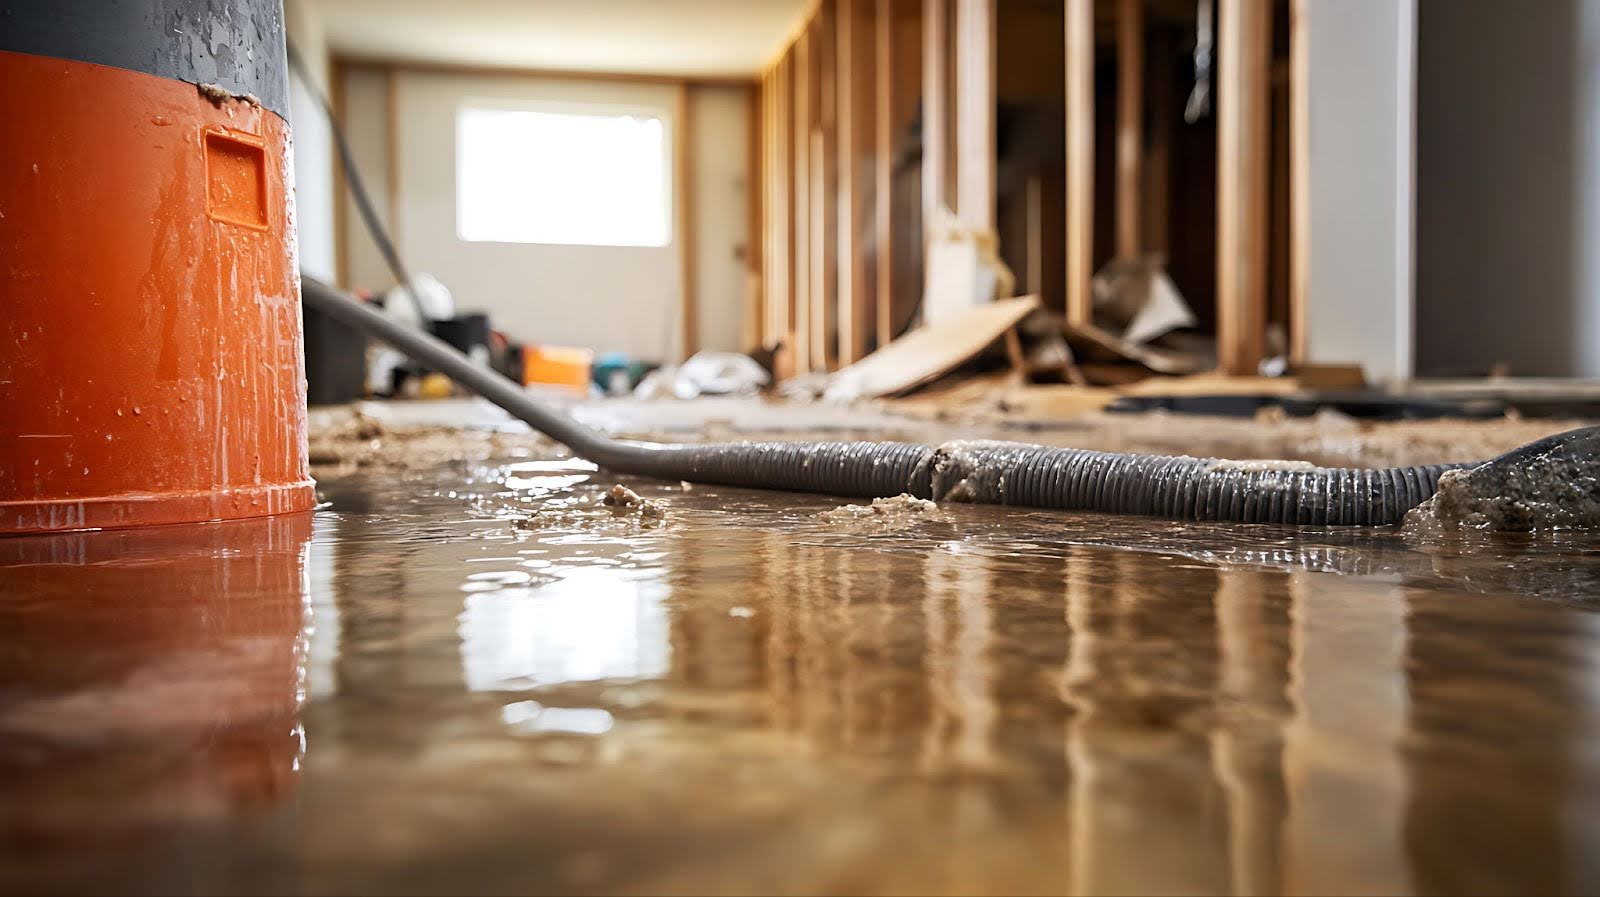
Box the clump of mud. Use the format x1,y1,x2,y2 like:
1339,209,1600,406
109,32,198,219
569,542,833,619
308,408,563,473
602,484,666,519
1405,437,1600,532
818,493,939,530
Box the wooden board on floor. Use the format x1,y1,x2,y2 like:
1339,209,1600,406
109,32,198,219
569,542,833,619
834,295,1040,398
1062,320,1209,375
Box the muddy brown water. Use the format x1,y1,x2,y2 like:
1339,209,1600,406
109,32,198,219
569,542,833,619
5,450,1600,894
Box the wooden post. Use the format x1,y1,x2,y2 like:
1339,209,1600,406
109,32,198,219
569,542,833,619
1216,0,1271,376
812,6,837,372
773,58,794,363
1065,0,1094,326
1115,0,1143,260
922,0,948,230
874,0,896,349
1143,26,1174,254
675,82,697,361
793,32,813,373
954,0,995,231
838,0,873,364
746,82,764,351
1289,0,1309,363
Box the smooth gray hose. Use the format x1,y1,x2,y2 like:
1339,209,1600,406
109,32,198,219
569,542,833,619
302,278,1593,526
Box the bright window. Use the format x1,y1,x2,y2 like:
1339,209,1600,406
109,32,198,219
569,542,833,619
456,104,670,247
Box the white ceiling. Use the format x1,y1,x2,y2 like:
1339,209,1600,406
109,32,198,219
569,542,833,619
312,0,810,78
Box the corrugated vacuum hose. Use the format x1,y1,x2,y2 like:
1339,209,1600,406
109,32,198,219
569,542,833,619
301,277,1599,526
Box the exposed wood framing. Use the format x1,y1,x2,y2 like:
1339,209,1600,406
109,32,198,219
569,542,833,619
1216,0,1271,375
838,0,875,364
954,0,995,231
774,57,796,372
1064,0,1094,326
1143,26,1173,255
874,0,896,349
746,83,764,350
1289,0,1310,363
922,0,949,230
811,6,838,372
793,31,813,373
1115,0,1143,259
676,83,698,360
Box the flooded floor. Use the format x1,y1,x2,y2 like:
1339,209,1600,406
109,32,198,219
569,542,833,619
7,407,1600,894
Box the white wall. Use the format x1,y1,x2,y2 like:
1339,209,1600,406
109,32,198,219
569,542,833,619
284,0,337,282
1303,0,1417,383
1415,0,1600,377
340,66,395,293
358,68,749,361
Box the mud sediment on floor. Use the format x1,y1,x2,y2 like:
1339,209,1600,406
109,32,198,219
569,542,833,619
307,407,565,473
308,399,1592,475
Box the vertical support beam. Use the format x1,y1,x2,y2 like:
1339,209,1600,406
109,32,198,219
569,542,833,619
922,0,949,229
1064,0,1094,326
746,82,764,351
874,0,896,349
810,129,831,370
811,7,838,372
838,0,875,363
793,32,813,373
1143,26,1174,255
1115,0,1143,259
954,0,995,231
1289,0,1310,364
675,82,697,361
1026,176,1044,295
772,58,794,363
1216,0,1271,375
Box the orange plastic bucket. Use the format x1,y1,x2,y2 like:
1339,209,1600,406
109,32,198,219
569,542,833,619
1,6,315,534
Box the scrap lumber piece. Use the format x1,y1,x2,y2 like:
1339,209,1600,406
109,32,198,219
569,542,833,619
827,295,1040,398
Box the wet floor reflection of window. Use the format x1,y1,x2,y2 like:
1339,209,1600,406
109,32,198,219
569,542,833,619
459,567,670,690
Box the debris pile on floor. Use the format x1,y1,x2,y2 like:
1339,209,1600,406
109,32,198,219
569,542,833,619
602,484,666,519
307,407,562,472
1406,446,1600,532
818,493,939,530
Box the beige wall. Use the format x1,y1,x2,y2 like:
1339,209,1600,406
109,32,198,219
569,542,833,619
690,86,753,354
340,65,395,294
339,66,750,361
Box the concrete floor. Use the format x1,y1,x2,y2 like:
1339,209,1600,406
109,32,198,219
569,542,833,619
4,398,1600,894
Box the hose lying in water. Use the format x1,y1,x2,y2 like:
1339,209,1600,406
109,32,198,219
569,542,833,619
301,278,1598,526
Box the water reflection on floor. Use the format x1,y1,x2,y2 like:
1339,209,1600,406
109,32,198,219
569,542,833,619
5,459,1600,894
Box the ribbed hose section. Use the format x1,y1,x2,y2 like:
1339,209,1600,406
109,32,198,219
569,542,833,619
626,440,1467,526
301,277,1577,527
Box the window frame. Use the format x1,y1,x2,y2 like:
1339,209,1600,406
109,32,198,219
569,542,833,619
453,97,675,248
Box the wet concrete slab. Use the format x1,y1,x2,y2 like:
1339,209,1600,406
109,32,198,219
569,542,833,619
6,414,1600,894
